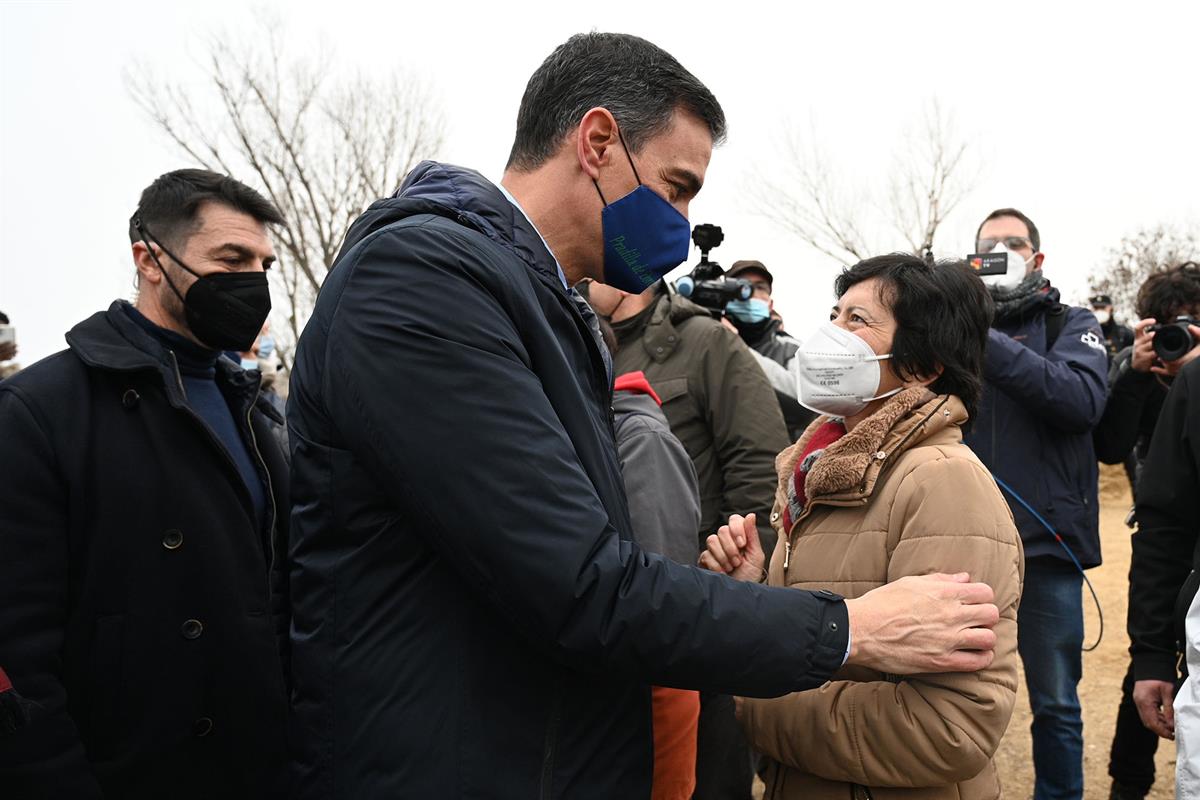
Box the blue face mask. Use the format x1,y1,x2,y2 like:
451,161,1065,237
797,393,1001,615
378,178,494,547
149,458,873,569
240,358,259,371
597,130,691,294
725,298,771,324
258,335,275,359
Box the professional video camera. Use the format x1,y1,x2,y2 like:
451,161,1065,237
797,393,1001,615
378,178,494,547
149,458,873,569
674,224,751,315
1149,316,1200,362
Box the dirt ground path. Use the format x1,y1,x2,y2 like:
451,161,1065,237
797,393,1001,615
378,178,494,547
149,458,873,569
993,464,1177,798
752,464,1178,799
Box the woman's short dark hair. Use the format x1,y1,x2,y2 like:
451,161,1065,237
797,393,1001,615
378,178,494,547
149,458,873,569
1135,261,1200,322
834,253,994,426
506,32,726,171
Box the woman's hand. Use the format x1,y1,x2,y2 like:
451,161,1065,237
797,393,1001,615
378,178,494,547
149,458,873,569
698,513,765,582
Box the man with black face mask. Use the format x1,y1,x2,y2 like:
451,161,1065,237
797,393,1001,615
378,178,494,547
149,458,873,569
0,169,291,798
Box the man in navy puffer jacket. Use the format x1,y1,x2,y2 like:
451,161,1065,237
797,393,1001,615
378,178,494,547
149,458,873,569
285,32,1006,800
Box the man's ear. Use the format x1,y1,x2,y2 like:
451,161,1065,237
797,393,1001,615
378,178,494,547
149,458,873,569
575,107,620,181
133,241,163,288
1031,251,1046,272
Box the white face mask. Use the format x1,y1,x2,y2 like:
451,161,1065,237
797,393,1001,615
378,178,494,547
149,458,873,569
1093,308,1112,325
977,242,1034,292
791,322,902,417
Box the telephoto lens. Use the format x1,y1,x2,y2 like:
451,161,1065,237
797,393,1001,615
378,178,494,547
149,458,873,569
1151,316,1199,362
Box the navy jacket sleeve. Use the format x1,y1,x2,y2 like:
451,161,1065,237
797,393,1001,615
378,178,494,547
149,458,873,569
0,387,103,796
1129,360,1200,682
1093,347,1158,464
983,306,1109,434
319,222,848,697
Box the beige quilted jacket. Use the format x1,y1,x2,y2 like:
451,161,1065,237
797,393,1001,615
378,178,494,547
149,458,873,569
741,388,1024,800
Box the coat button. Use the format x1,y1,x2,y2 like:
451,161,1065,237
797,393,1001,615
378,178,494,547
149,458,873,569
192,717,214,737
655,346,664,354
181,619,204,640
770,511,780,522
162,529,183,550
667,335,677,343
829,621,839,632
122,389,140,409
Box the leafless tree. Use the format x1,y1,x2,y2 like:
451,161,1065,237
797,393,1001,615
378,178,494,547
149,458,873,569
750,102,977,265
127,22,445,367
1089,225,1199,321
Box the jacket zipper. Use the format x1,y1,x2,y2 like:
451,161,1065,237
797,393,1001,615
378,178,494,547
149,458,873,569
243,382,279,595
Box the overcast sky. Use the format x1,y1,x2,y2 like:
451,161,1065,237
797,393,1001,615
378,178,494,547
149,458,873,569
3,0,1198,365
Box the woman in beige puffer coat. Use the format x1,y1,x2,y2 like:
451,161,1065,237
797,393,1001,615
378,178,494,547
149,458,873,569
702,254,1024,800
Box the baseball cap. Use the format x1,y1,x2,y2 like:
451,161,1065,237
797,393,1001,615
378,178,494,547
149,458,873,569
728,260,774,288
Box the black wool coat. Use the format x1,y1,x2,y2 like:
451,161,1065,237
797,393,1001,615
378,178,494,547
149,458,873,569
0,302,290,799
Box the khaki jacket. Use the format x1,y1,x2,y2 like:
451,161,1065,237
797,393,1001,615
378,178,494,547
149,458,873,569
612,290,790,554
741,389,1024,800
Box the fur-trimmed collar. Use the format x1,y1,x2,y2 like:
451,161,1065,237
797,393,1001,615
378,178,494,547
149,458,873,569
777,389,968,510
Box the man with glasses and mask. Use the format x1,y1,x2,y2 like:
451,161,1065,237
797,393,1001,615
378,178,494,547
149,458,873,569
963,207,1109,800
0,169,291,798
284,32,1006,800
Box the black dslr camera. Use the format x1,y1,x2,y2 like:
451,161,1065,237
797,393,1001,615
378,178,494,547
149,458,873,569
1149,316,1200,362
674,224,751,314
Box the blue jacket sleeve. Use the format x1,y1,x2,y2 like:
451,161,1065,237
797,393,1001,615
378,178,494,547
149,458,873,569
983,307,1109,434
319,222,848,697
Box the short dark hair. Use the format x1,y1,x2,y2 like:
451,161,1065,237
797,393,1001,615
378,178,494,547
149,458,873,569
506,32,726,171
1136,261,1200,321
834,253,994,427
976,207,1041,252
130,168,283,250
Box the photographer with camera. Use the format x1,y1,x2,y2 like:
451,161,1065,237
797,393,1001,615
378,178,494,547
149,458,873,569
1095,262,1200,799
720,259,816,440
582,230,790,800
675,234,814,441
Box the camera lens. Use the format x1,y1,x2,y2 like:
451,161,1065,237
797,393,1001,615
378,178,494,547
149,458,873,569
1153,323,1194,362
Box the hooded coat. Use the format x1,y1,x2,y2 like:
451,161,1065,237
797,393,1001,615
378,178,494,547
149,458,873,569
743,389,1024,800
284,162,851,799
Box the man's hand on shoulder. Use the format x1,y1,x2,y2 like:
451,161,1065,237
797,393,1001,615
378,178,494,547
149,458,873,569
843,573,999,674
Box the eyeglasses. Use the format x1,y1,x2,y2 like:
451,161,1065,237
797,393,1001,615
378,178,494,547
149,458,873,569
976,236,1034,253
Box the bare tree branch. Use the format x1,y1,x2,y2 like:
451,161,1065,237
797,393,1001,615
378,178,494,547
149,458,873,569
752,102,978,265
126,19,446,368
1089,225,1200,321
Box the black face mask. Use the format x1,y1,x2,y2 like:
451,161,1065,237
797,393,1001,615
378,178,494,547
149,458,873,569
132,216,271,352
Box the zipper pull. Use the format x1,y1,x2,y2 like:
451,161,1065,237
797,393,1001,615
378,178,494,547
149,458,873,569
783,539,791,570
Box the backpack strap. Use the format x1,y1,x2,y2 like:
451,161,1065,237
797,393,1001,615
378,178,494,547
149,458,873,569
1045,303,1068,351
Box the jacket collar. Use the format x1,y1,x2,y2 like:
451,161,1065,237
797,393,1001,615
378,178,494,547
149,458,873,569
640,290,712,363
779,389,967,506
66,301,263,409
337,161,564,293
